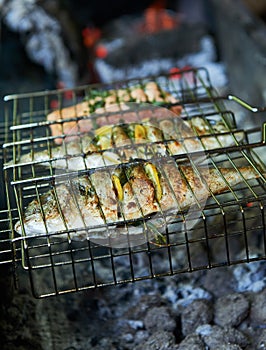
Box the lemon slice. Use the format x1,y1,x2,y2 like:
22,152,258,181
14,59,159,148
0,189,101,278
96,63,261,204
144,163,162,201
134,124,146,141
95,125,113,136
112,174,123,201
98,135,112,150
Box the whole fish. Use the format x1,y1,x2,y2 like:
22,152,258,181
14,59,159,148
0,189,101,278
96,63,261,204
15,159,263,243
11,117,244,170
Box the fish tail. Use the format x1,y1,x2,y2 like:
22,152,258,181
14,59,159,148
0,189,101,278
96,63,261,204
212,166,264,194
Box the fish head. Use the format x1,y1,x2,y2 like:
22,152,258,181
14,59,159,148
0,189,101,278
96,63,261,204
14,185,81,238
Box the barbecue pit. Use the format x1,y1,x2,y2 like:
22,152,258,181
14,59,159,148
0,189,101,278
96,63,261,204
0,0,266,349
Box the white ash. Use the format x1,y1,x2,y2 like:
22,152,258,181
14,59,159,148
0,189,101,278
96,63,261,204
196,323,213,336
163,283,212,309
0,0,78,87
120,332,134,343
233,260,266,293
95,56,175,84
127,319,144,330
134,330,150,344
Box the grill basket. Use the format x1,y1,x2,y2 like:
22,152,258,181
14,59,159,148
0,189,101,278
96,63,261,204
2,67,266,298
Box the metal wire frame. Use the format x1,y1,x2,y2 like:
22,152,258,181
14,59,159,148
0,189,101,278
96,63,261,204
6,151,266,298
2,67,266,298
0,117,16,271
0,209,14,266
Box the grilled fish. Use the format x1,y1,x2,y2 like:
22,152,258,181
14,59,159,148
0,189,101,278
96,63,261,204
15,160,263,243
12,117,244,170
47,81,182,143
11,135,121,170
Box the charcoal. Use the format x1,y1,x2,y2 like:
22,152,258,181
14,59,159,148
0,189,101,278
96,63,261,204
249,288,266,325
181,299,213,336
214,293,249,327
103,24,206,68
91,336,118,350
125,293,163,319
200,267,235,298
256,329,266,350
208,345,242,350
196,324,248,350
133,331,178,350
177,334,205,350
222,326,249,348
143,306,176,333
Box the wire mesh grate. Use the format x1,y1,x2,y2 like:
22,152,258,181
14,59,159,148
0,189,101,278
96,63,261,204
2,67,266,298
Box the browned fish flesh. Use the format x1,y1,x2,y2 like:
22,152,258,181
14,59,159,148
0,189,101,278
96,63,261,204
47,81,182,143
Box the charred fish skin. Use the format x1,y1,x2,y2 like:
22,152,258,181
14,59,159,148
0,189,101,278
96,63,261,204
15,159,263,240
11,116,244,171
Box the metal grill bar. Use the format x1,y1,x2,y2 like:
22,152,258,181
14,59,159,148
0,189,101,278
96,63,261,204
2,67,266,298
0,209,13,266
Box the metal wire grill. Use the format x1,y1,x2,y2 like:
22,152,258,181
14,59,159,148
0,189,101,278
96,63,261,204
2,67,266,298
0,209,13,266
